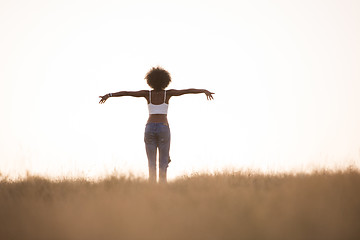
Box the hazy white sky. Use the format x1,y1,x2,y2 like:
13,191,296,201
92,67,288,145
1,0,360,180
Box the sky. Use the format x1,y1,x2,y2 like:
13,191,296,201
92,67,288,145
1,0,360,180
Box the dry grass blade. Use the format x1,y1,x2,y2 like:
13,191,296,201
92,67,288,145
1,170,360,240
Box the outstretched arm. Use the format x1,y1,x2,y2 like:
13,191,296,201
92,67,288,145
168,89,214,100
99,90,147,104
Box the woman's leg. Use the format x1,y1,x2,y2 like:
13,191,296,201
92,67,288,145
144,124,157,183
158,124,171,183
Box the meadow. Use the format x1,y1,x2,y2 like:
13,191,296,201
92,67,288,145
1,170,360,240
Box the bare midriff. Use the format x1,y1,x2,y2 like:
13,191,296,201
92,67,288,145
147,114,168,124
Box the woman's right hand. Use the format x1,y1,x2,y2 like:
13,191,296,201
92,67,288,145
204,90,215,100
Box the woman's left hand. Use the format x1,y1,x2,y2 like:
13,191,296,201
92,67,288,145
99,94,110,104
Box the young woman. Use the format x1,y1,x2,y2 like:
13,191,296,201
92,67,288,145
99,67,214,183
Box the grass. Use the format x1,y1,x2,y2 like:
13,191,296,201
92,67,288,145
1,170,360,240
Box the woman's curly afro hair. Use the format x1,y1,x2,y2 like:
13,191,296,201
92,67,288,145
145,67,171,91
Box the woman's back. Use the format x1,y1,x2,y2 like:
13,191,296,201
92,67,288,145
147,90,169,104
148,90,168,115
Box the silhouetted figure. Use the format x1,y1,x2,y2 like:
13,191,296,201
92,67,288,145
99,67,214,183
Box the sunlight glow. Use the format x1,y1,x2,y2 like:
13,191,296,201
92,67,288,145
1,0,360,180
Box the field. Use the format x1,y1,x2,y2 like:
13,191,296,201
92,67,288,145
1,170,360,240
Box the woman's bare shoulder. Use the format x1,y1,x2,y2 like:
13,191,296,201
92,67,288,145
166,89,186,96
167,89,204,96
125,90,149,97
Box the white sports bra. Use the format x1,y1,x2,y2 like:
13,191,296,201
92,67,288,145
148,90,168,114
